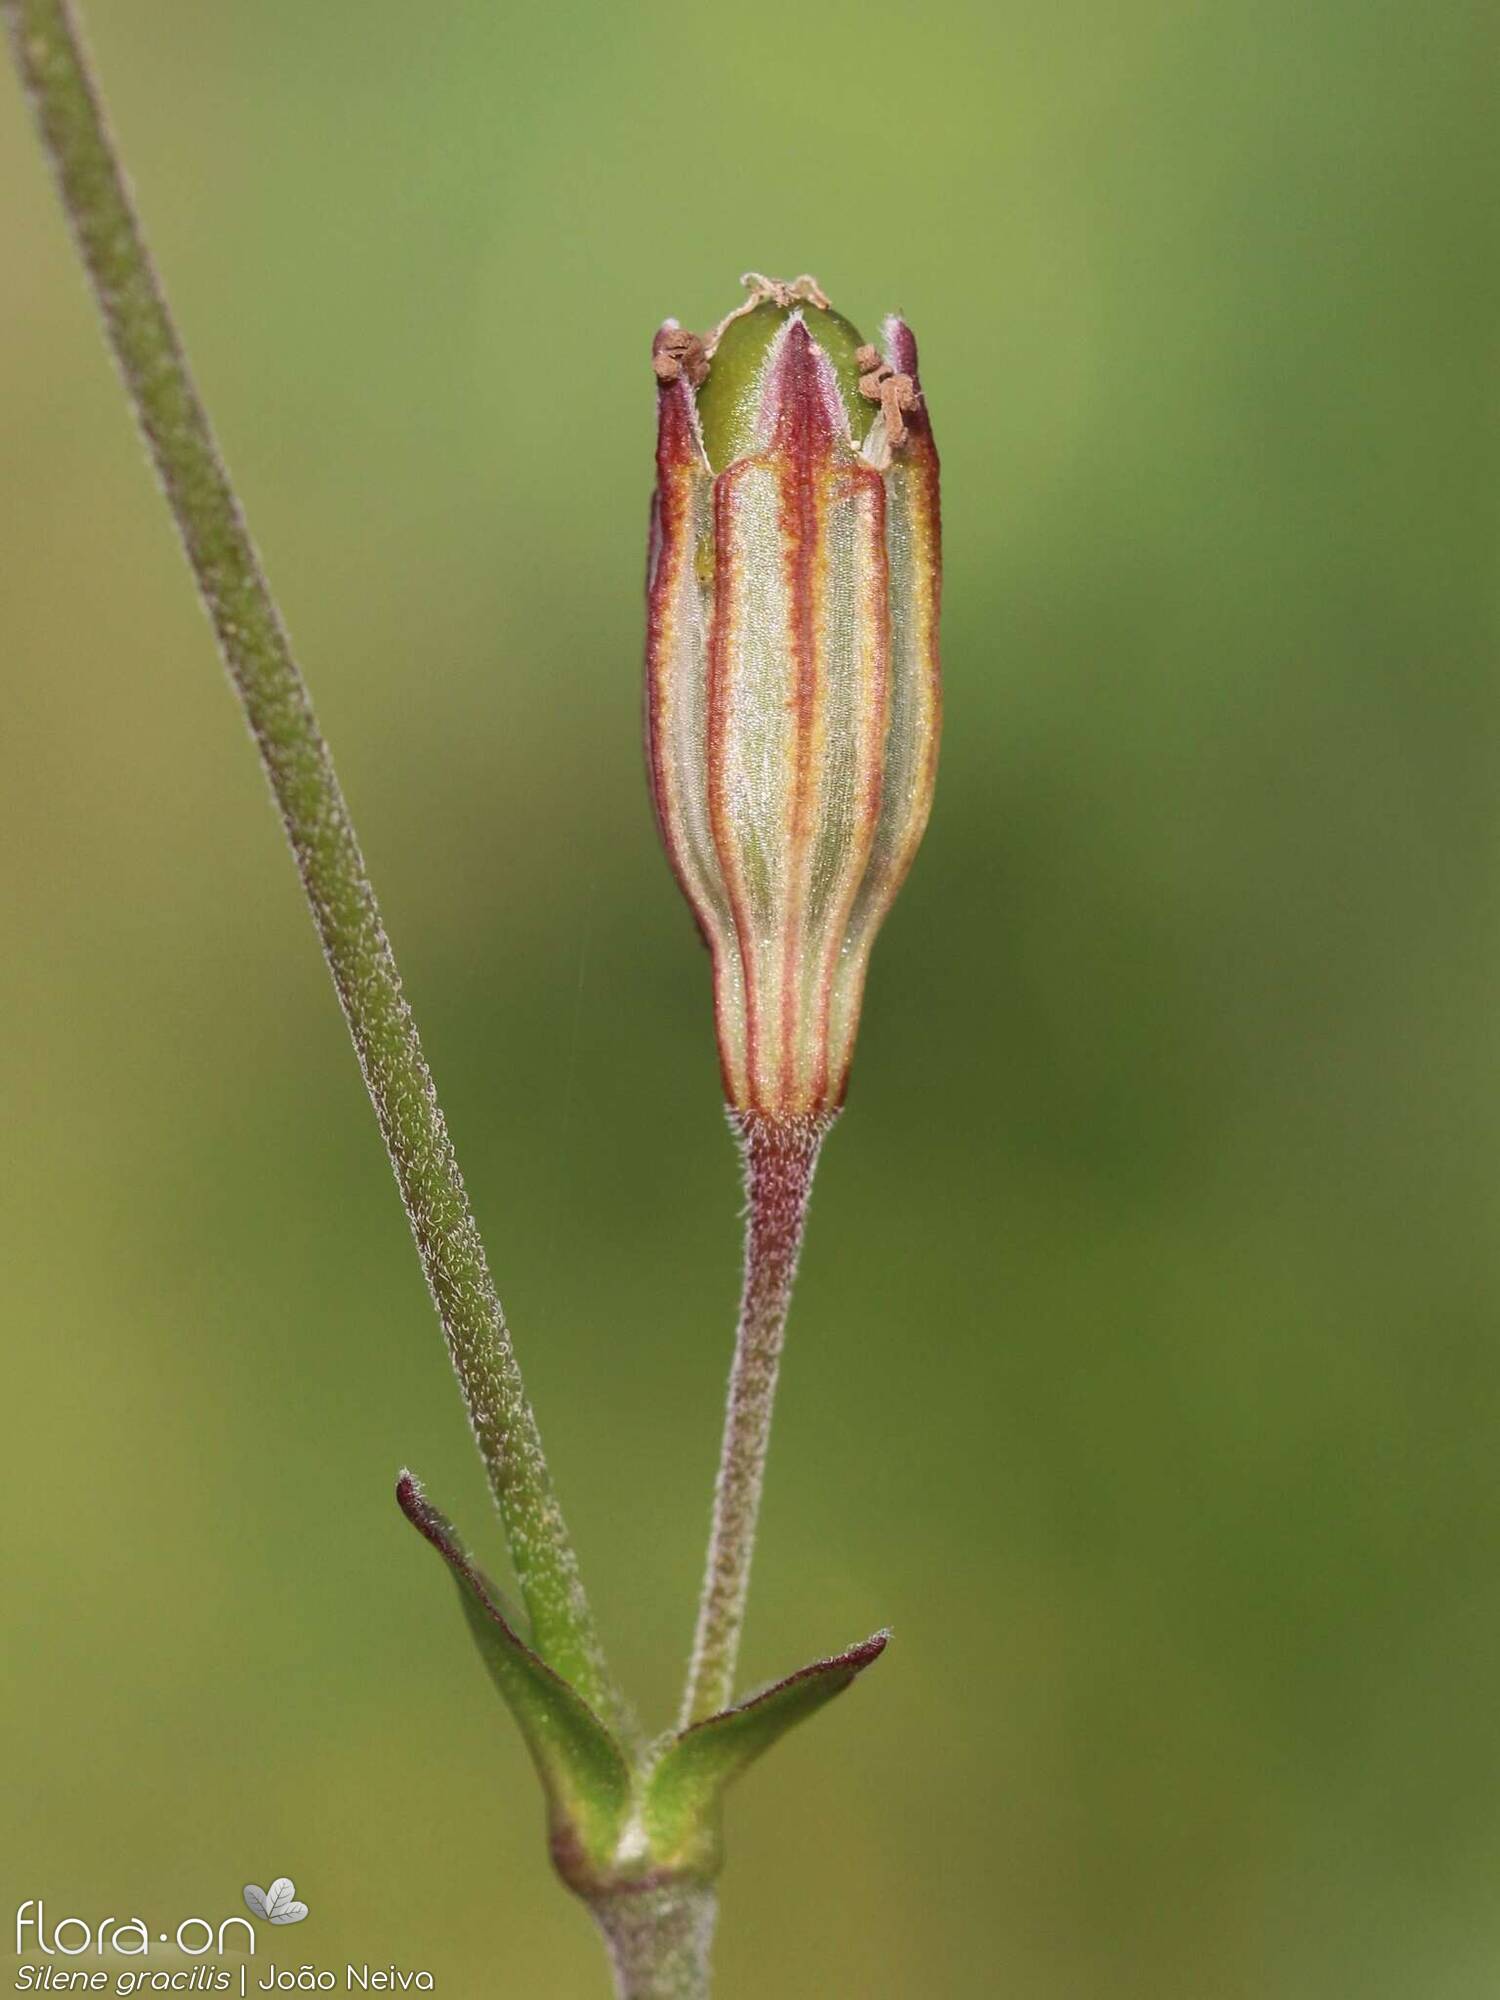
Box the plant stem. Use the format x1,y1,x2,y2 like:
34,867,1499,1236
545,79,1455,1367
2,0,622,1728
592,1887,718,2000
681,1111,833,1727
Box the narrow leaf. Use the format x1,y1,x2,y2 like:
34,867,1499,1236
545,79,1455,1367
397,1473,631,1878
645,1631,888,1868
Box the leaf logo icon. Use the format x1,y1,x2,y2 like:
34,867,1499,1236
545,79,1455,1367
243,1878,309,1925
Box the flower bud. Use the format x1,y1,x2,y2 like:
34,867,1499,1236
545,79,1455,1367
646,276,941,1118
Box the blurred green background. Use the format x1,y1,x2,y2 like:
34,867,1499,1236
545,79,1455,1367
3,0,1497,1993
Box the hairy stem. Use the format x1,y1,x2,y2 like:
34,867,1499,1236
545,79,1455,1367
682,1112,833,1726
2,0,621,1726
592,1887,717,2000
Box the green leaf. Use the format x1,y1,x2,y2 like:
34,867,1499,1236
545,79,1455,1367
397,1473,631,1885
644,1631,889,1873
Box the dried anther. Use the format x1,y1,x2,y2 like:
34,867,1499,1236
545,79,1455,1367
855,346,918,449
878,371,917,447
652,326,710,386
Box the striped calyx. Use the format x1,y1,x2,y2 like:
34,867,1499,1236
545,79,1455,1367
645,276,941,1118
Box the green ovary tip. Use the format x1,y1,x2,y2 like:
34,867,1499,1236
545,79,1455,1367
696,294,869,471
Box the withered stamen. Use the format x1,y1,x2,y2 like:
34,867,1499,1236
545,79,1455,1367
857,351,917,449
879,371,916,447
652,326,710,387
